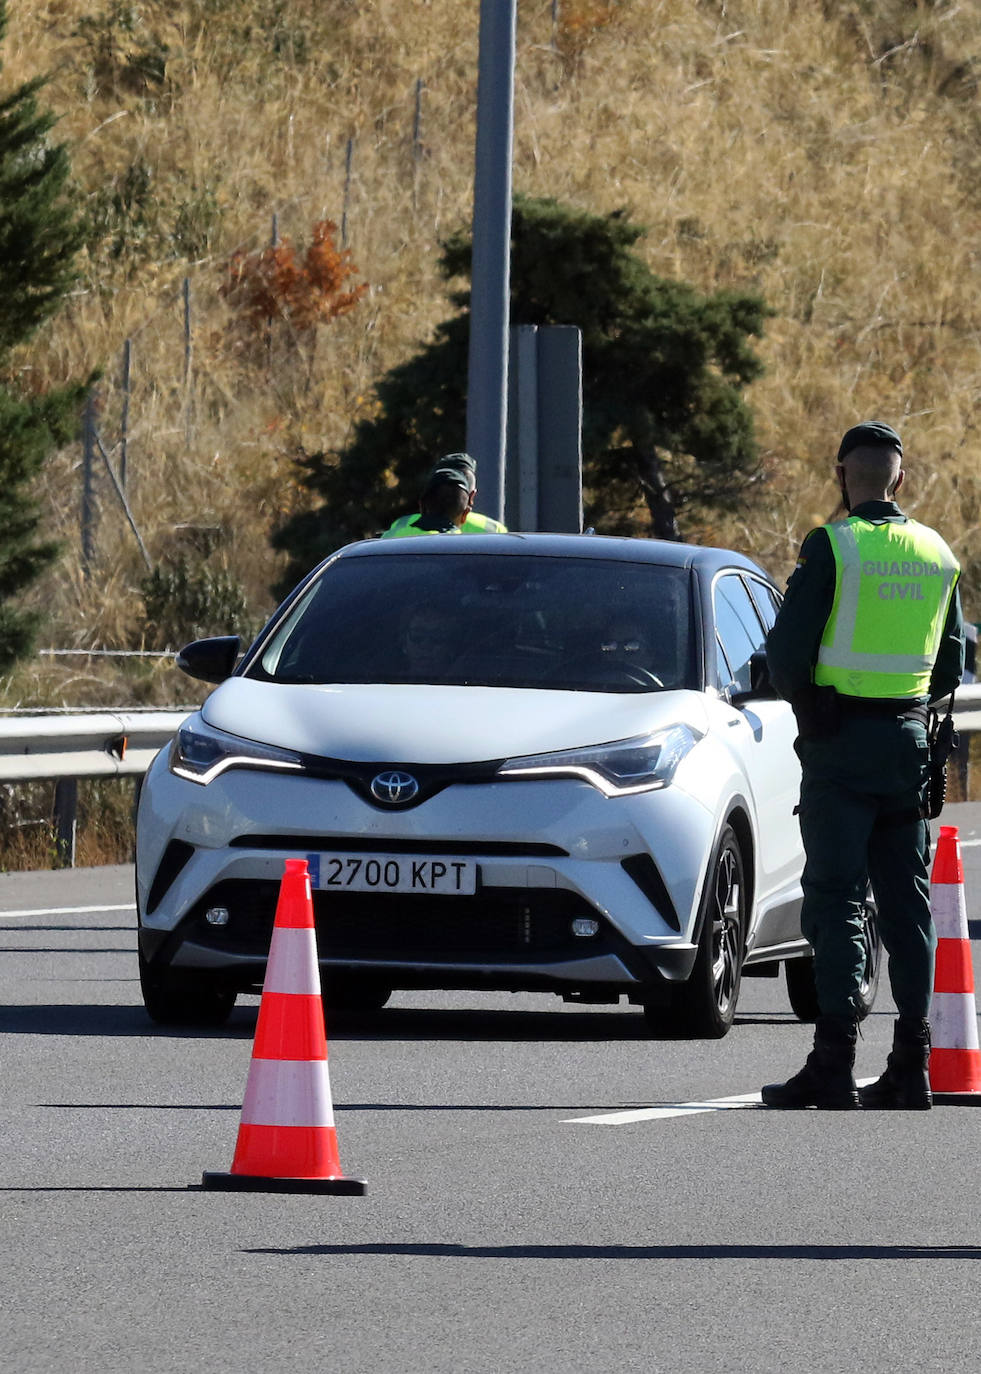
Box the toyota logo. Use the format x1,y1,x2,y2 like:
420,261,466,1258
370,770,420,804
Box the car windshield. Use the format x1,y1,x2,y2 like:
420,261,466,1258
251,552,695,692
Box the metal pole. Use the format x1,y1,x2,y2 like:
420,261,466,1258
465,0,516,525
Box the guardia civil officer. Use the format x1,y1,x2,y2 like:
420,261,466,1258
762,421,964,1111
381,453,508,538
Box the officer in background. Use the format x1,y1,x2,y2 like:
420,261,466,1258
381,453,508,538
762,421,964,1111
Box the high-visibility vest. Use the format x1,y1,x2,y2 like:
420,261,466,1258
381,510,508,538
814,515,960,698
380,516,462,538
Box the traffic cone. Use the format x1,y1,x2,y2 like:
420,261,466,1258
202,858,367,1192
929,825,981,1105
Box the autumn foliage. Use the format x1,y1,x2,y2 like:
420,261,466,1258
221,219,368,357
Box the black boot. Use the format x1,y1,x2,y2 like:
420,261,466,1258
859,1017,932,1110
762,1015,860,1109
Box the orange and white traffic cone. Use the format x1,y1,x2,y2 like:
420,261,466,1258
202,858,366,1192
929,825,981,1106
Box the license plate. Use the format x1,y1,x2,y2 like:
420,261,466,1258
306,852,477,895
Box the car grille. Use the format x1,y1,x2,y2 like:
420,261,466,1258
180,878,618,966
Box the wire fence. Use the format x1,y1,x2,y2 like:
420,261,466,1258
69,0,579,579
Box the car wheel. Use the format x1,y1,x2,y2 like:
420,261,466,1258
682,824,747,1038
785,892,881,1023
139,947,237,1028
645,824,746,1039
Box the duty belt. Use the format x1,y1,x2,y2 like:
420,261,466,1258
837,695,929,724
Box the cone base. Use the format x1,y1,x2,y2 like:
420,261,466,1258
931,1091,981,1107
200,1170,366,1195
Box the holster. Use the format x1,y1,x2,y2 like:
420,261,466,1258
926,707,959,820
792,684,841,740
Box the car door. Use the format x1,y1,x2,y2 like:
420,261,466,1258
710,571,804,949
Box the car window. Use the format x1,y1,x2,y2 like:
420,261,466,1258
250,553,697,693
745,575,781,630
714,574,767,692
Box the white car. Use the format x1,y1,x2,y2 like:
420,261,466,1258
136,532,879,1035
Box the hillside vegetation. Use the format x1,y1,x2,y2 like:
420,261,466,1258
3,0,981,707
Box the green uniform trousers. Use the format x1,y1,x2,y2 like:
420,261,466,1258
795,713,936,1022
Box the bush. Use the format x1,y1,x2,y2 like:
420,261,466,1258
140,557,250,650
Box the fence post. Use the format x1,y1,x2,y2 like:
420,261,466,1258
53,778,78,868
341,136,354,246
183,277,193,445
120,337,131,491
81,392,97,577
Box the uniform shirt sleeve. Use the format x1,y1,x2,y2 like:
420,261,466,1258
929,582,965,703
765,526,836,703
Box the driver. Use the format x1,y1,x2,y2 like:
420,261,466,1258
599,621,652,669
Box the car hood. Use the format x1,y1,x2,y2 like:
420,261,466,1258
201,677,707,765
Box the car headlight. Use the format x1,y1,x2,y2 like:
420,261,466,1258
496,725,702,797
169,717,304,786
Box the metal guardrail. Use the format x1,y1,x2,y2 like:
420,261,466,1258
0,709,192,866
0,709,192,783
0,686,977,866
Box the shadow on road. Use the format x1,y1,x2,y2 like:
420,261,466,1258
0,1001,804,1043
0,1002,659,1042
243,1240,981,1261
0,1004,256,1039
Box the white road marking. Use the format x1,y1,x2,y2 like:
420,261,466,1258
565,1081,878,1124
565,1092,764,1124
0,903,135,919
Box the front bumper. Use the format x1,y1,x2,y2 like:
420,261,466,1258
136,754,713,997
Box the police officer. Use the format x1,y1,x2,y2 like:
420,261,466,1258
762,421,964,1111
381,453,508,538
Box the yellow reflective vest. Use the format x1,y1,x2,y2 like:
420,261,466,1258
381,511,508,538
814,515,960,699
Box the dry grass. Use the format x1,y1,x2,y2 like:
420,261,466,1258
1,0,981,861
1,0,979,694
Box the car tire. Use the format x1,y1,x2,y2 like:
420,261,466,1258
644,824,746,1039
785,895,881,1023
139,947,238,1028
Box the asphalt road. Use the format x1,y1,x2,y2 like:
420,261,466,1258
4,803,981,1373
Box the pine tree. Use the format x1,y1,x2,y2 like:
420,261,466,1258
272,195,771,592
0,1,88,670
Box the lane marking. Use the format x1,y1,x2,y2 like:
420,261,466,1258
0,903,136,919
565,1092,763,1124
565,1081,878,1124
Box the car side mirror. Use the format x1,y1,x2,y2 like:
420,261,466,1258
175,635,241,684
730,650,778,706
750,649,775,695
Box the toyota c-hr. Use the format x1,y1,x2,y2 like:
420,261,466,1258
136,533,879,1035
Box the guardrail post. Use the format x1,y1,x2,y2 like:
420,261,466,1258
53,778,78,868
